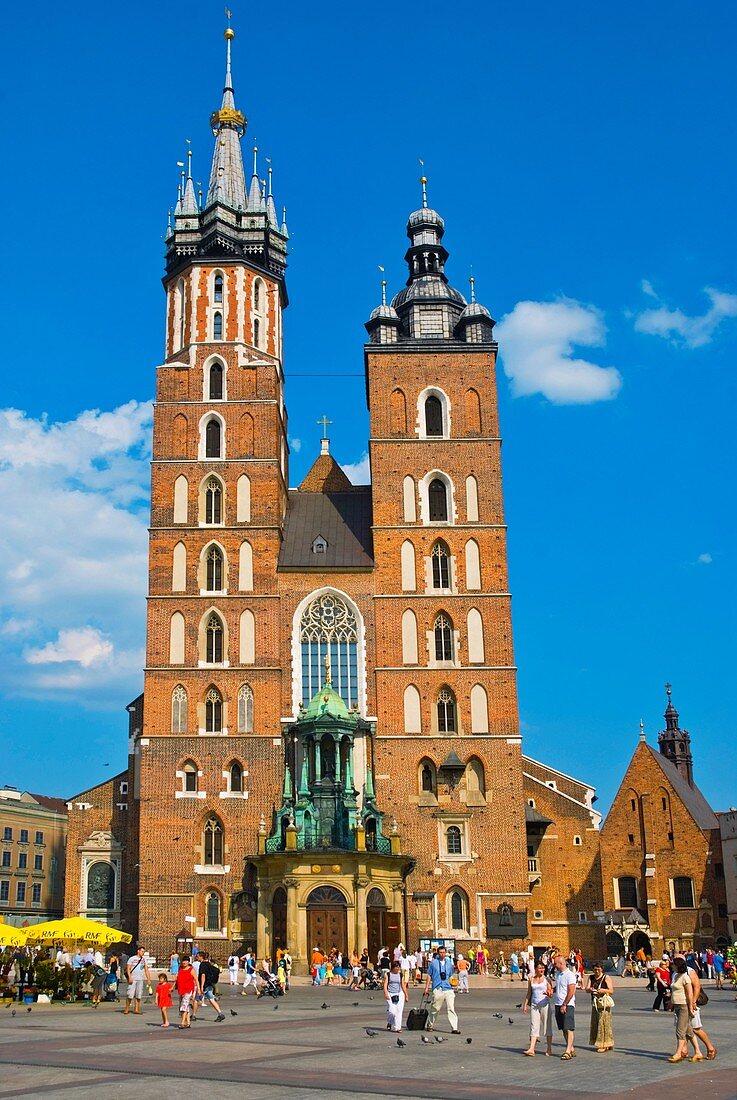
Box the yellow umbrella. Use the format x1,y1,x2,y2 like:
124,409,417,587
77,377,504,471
24,917,132,946
0,925,28,947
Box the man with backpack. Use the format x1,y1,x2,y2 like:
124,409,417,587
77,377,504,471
194,951,225,1022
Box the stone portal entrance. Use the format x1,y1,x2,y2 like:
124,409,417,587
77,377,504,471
367,887,400,959
307,886,347,957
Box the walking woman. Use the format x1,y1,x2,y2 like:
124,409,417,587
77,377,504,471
522,960,553,1056
667,958,703,1062
384,958,409,1033
586,963,614,1052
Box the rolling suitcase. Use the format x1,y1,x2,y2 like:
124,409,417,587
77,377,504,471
407,992,430,1031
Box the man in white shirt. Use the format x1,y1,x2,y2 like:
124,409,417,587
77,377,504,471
553,954,577,1059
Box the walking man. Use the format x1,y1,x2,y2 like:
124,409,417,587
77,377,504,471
196,951,226,1022
553,953,577,1059
241,951,259,996
424,946,460,1034
123,946,151,1016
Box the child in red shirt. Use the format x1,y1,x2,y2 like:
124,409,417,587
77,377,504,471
155,972,173,1027
175,957,196,1028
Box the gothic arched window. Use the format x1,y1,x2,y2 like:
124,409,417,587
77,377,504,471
434,613,454,662
253,280,262,312
205,478,222,524
206,546,223,592
253,318,261,348
425,394,443,436
431,541,450,589
172,685,187,733
449,887,468,928
213,274,223,304
299,591,359,709
437,687,457,733
230,762,243,792
206,615,224,663
205,890,221,931
209,361,223,400
183,761,198,792
204,817,223,865
419,759,437,795
205,418,222,459
428,478,448,521
205,686,223,732
238,683,254,733
213,311,223,340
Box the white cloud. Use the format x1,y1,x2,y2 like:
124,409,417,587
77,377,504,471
697,552,713,565
289,437,302,453
634,286,737,348
0,401,152,705
26,626,113,668
496,299,622,404
340,452,371,483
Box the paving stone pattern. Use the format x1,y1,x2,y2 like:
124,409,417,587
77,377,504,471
0,980,734,1099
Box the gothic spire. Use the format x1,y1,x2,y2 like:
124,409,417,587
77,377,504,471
180,145,198,216
657,683,694,787
205,27,248,210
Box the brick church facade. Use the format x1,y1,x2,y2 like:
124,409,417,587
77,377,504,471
63,31,728,967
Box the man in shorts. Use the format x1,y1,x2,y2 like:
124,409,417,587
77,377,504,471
240,951,259,996
553,954,576,1058
123,946,151,1016
196,951,225,1022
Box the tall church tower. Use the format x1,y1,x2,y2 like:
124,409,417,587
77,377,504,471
133,28,291,946
364,183,530,943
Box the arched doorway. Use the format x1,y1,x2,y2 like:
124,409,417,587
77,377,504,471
272,887,287,954
306,886,347,958
605,930,625,958
366,887,401,961
628,930,652,957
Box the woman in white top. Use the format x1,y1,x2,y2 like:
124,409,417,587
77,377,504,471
523,961,554,1056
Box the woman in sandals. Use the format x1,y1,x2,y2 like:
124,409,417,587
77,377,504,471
667,958,704,1062
522,960,553,1056
585,963,614,1052
384,958,409,1033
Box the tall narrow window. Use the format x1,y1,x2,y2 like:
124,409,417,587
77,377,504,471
209,361,223,400
449,888,467,927
213,273,223,303
205,686,223,732
238,683,254,733
172,685,188,733
673,876,695,908
205,418,221,458
206,546,224,592
206,891,221,931
213,311,223,340
204,818,223,865
183,762,198,792
253,318,261,348
434,614,454,661
230,762,243,792
253,280,262,311
425,395,444,436
446,826,462,855
431,541,450,589
437,687,457,732
205,478,222,524
206,615,224,663
617,876,638,909
176,279,185,350
428,478,448,521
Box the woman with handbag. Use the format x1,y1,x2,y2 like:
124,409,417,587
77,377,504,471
522,961,553,1056
384,959,409,1033
585,963,614,1052
667,958,703,1062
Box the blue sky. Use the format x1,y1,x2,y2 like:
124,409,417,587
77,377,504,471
0,1,734,814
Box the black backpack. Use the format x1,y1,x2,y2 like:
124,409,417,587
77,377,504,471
209,963,220,985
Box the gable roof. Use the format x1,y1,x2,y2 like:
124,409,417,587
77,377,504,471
27,793,68,814
278,489,374,571
645,745,718,831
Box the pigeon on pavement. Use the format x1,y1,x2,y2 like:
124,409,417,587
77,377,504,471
492,1012,503,1019
397,1037,406,1048
230,1009,238,1016
434,1035,445,1042
421,1034,432,1044
321,1002,329,1009
466,1038,472,1044
365,1027,378,1037
508,1017,514,1025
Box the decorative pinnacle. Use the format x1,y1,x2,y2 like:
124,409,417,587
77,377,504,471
324,650,332,686
420,175,428,208
665,681,672,701
469,275,476,303
252,144,258,175
381,279,387,306
639,719,646,742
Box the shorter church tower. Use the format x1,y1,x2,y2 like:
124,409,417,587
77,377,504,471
657,685,694,787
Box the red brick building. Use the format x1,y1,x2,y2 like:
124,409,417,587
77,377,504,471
599,690,729,955
63,28,628,967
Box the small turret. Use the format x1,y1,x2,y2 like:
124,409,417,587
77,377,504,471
657,683,694,787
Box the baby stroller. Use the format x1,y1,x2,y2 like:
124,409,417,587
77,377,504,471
362,967,382,991
258,970,284,998
103,974,119,1002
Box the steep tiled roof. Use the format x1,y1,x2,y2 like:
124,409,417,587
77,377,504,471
298,453,354,493
27,794,68,814
278,489,374,571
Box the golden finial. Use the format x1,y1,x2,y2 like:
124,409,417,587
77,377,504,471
224,6,234,37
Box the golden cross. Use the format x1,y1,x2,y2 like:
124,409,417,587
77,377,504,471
317,415,332,436
324,650,332,685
